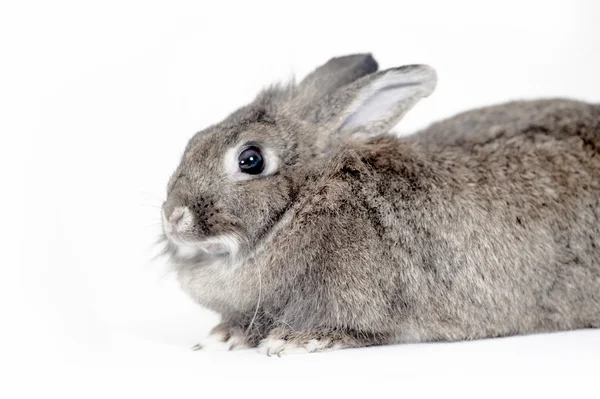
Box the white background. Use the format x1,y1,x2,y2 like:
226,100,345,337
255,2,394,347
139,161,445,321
2,0,599,398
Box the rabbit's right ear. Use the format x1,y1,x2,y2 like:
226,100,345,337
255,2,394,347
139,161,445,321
294,54,378,121
315,64,437,149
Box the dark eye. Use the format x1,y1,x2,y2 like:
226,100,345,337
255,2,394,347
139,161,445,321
238,145,264,175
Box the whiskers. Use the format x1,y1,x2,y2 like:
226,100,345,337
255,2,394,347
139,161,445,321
150,233,175,262
140,191,165,204
140,190,172,263
141,204,163,210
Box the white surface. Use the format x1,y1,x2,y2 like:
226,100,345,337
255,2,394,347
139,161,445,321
2,0,599,398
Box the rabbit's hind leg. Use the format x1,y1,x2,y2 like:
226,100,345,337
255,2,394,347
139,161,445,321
257,327,385,356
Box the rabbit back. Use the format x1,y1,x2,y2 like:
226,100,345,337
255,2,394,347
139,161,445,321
413,99,600,149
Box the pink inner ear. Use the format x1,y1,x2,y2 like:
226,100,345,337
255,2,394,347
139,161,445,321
339,66,437,134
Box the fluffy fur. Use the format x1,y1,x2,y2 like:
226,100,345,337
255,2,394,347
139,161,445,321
161,53,600,354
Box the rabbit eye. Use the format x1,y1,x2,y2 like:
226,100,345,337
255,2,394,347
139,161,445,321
238,145,265,175
225,143,278,181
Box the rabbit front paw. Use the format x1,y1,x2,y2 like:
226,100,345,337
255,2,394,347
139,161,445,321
191,322,250,351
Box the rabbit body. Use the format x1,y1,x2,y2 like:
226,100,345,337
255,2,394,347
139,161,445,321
164,55,600,354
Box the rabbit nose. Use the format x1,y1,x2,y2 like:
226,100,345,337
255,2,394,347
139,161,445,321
162,205,193,235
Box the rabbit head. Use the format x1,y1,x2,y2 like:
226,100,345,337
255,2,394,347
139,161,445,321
161,54,437,265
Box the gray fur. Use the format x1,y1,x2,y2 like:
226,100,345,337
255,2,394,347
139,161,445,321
161,54,600,354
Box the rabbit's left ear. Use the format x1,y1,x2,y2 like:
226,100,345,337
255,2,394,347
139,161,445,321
298,53,378,96
324,65,437,141
294,53,379,122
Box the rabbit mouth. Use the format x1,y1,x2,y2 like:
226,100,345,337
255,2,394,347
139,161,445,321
168,233,240,262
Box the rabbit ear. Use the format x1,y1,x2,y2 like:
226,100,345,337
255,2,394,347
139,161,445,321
326,65,437,140
298,53,379,93
294,54,378,121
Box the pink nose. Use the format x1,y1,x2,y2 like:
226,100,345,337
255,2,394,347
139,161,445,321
162,206,193,235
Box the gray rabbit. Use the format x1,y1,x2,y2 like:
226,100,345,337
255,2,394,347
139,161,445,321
160,53,600,355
